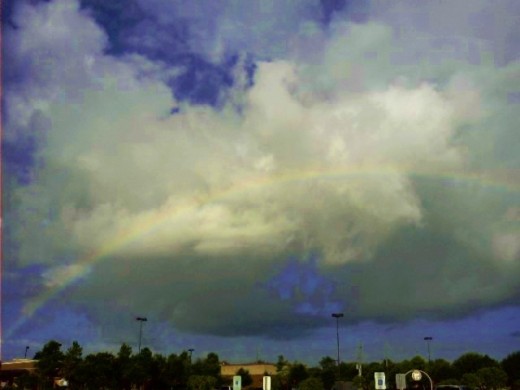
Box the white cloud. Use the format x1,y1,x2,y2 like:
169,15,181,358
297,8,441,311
46,57,472,268
5,0,106,138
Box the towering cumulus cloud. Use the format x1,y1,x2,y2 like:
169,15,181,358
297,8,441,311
3,0,519,357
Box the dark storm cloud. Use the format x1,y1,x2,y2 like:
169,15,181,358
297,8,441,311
67,252,335,340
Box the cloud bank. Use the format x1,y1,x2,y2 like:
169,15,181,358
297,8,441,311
4,0,519,345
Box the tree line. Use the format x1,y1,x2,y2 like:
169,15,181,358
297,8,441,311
9,340,520,390
275,353,519,390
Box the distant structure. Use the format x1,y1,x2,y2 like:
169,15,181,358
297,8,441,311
220,361,277,389
0,359,38,387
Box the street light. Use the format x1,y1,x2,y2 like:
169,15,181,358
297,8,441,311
188,348,194,363
332,313,344,378
136,317,148,353
423,337,433,364
24,346,30,359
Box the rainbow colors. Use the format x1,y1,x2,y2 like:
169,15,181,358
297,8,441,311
7,165,518,338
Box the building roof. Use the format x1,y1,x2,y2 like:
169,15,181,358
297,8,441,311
1,359,38,372
220,362,277,376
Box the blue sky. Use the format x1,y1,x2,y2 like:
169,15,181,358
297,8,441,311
2,0,519,364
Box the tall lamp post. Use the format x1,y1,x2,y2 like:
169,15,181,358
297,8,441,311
423,337,433,364
24,346,30,359
332,313,344,378
188,348,194,363
136,317,148,353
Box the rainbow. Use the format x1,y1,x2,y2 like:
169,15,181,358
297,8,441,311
7,165,519,337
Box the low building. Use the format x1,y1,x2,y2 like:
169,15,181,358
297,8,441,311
220,362,277,389
0,359,38,388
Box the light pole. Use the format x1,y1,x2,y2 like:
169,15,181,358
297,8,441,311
332,313,344,378
423,337,433,364
136,317,148,353
24,346,30,359
187,348,194,376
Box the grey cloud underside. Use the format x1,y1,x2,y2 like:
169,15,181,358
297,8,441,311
68,175,518,340
345,186,519,321
4,0,519,343
70,253,328,339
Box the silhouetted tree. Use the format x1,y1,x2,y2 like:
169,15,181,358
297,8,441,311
34,340,64,389
148,353,170,390
299,377,325,390
236,368,253,387
410,356,427,371
62,341,83,390
274,356,290,390
82,352,117,390
429,358,456,384
116,343,134,390
462,373,481,388
395,356,427,375
340,362,359,381
476,366,508,390
318,356,336,388
501,351,520,389
276,355,289,372
166,351,191,389
289,363,309,388
460,366,507,390
192,352,221,378
132,347,155,389
188,375,217,390
453,352,498,378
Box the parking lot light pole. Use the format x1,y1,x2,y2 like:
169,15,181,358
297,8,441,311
332,313,344,378
136,317,148,353
424,337,433,364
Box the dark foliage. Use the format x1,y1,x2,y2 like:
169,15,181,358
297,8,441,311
26,340,519,390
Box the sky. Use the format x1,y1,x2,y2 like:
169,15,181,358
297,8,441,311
1,0,519,365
